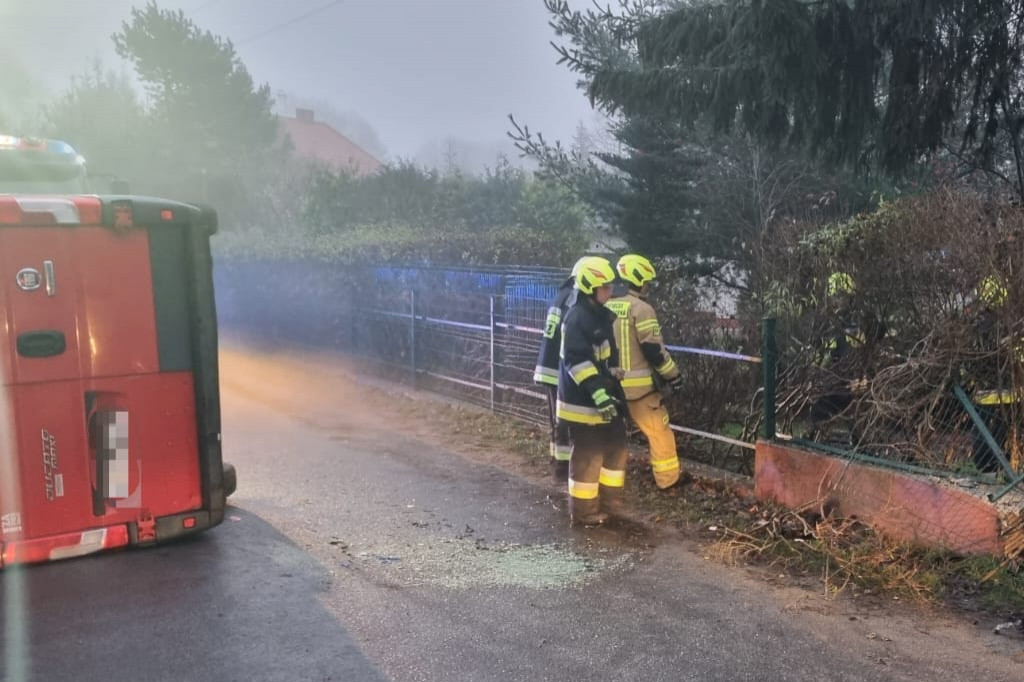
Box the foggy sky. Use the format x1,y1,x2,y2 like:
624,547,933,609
0,0,598,165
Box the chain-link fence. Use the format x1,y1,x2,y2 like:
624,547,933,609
214,259,765,470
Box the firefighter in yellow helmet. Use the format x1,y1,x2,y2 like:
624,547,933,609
827,272,855,299
605,254,684,489
557,256,628,526
978,274,1008,309
534,256,587,480
809,271,866,432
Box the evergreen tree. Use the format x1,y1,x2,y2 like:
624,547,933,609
112,1,283,219
546,0,1024,200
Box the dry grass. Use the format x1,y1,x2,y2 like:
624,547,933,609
697,492,1023,612
706,506,944,602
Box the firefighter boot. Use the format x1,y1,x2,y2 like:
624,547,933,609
599,466,626,517
571,509,609,527
568,482,607,525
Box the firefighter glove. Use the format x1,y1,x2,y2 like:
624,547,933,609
609,367,626,380
591,388,620,421
666,374,684,393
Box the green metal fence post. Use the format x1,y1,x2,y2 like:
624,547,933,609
761,317,777,440
952,383,1016,479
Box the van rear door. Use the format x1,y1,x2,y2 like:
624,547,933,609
0,196,203,560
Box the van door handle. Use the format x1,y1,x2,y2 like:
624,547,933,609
17,330,66,358
43,260,56,296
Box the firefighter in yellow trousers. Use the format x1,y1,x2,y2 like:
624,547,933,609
558,256,628,526
606,254,685,489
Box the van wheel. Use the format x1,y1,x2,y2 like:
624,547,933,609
223,463,237,498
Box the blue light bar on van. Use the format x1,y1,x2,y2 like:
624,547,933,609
0,134,82,161
47,141,77,154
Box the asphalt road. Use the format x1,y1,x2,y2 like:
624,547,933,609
2,347,1022,682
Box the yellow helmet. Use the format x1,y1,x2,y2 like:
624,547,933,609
978,275,1008,308
617,254,657,288
827,272,855,297
570,256,589,278
575,257,616,294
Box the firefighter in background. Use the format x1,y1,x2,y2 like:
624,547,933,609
534,257,588,480
557,256,627,526
822,272,868,366
964,274,1021,473
809,271,867,433
605,254,685,490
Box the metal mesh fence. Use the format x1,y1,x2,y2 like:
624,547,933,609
767,325,1024,502
214,260,764,462
214,258,1021,490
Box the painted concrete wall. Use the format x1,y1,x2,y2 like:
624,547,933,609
755,440,1004,556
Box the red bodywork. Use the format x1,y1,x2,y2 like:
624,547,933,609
0,195,227,566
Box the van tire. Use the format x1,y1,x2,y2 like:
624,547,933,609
223,463,237,498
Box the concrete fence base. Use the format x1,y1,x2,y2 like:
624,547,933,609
754,440,1023,557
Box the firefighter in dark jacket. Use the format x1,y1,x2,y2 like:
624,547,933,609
557,256,627,526
534,257,587,480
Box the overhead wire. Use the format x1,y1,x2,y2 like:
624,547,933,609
190,0,226,13
236,0,347,46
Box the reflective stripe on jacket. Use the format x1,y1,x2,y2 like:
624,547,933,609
974,389,1021,405
557,296,620,424
606,291,679,401
533,282,577,386
819,324,866,367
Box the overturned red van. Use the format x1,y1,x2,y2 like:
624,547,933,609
0,135,234,566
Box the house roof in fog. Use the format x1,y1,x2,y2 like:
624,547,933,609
279,108,383,176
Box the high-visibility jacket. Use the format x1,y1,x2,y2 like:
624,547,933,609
533,279,577,386
605,290,679,401
819,322,866,368
557,296,621,424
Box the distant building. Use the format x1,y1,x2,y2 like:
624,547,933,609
278,108,383,177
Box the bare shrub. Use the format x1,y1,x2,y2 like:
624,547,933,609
763,189,1024,472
